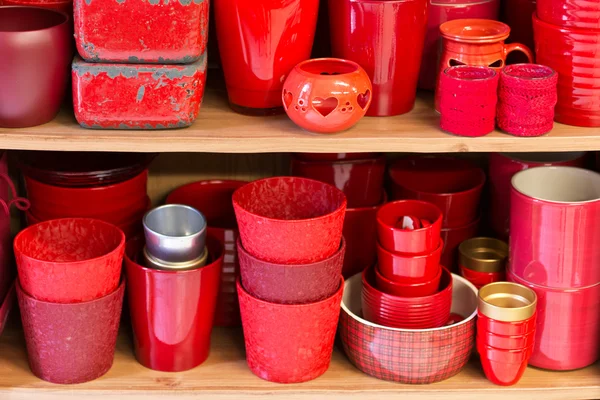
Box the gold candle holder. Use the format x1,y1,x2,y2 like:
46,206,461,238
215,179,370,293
478,282,537,322
459,237,508,273
143,246,208,271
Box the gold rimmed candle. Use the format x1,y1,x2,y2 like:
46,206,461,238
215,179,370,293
478,282,537,322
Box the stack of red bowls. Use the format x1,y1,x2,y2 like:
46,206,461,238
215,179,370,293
477,282,537,386
291,152,387,278
233,177,346,383
389,156,485,270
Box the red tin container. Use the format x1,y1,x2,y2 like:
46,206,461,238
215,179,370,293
14,218,125,303
440,217,480,271
477,344,532,386
374,263,442,298
125,234,223,372
376,241,443,283
237,277,343,383
72,55,207,129
233,177,346,264
74,0,207,63
536,0,600,30
329,0,428,116
17,279,124,384
214,0,319,115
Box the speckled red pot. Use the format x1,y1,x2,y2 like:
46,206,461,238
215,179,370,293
233,177,347,264
237,276,343,383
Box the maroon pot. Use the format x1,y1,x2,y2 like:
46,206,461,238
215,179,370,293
0,6,72,128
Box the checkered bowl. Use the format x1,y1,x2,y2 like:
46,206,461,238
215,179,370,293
339,272,477,384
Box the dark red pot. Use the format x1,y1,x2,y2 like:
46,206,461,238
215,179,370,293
214,0,319,114
0,6,72,128
440,217,480,271
374,263,442,298
125,234,223,372
460,266,504,289
329,0,428,116
17,279,124,384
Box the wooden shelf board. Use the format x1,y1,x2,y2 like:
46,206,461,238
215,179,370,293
0,326,598,399
2,90,600,153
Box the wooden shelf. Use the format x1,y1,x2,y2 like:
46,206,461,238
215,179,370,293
2,89,600,153
0,326,598,399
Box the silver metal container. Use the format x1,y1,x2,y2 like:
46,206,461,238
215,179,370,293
143,246,208,271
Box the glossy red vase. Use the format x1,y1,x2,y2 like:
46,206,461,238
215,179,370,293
0,6,72,128
329,0,428,116
214,0,319,115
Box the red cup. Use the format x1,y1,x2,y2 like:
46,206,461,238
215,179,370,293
237,276,343,383
124,234,223,372
374,264,442,298
17,278,124,384
477,312,537,337
329,0,428,116
376,240,443,283
290,155,385,208
238,238,345,304
440,217,480,272
460,266,505,289
478,343,532,386
376,200,443,254
233,177,346,264
14,218,125,303
477,331,535,350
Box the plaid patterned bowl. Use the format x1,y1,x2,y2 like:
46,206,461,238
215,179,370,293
339,273,477,384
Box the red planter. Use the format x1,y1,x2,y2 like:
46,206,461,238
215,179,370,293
74,0,208,63
329,0,428,116
374,264,442,298
214,0,319,114
440,217,480,271
237,277,343,383
72,55,207,129
536,0,600,30
17,279,124,384
376,241,443,283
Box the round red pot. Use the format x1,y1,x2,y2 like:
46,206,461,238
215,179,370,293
477,313,537,337
477,330,535,350
477,343,532,386
460,266,504,289
376,240,443,283
17,279,124,384
294,152,381,162
237,276,343,383
125,234,223,372
238,237,344,304
233,177,346,264
374,264,442,298
0,6,72,128
440,217,480,272
14,218,125,303
536,0,600,29
329,0,428,116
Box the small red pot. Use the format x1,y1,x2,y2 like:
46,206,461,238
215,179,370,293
238,238,344,304
477,331,535,350
460,266,504,289
17,279,124,384
233,177,346,264
374,264,442,298
14,218,125,303
376,240,443,283
440,217,480,272
477,313,537,337
536,0,600,29
478,343,532,386
237,277,343,383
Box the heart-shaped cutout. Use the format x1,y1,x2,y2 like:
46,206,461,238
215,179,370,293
312,97,338,117
357,90,370,110
283,90,293,109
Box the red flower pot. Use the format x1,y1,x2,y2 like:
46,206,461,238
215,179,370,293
478,343,532,386
125,234,223,372
237,276,343,383
17,279,124,384
214,0,319,114
374,263,442,298
536,0,600,29
233,177,346,264
329,0,428,116
376,240,443,283
440,217,480,271
0,6,72,128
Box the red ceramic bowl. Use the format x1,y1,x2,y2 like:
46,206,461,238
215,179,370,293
290,155,385,208
477,330,535,350
460,265,505,289
440,217,480,272
294,153,381,162
389,156,485,228
14,218,125,303
374,264,442,298
377,240,443,283
536,0,600,29
233,177,346,264
376,200,443,254
477,312,537,337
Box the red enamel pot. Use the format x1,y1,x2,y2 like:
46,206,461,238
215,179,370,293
374,264,442,298
440,217,480,272
376,240,443,283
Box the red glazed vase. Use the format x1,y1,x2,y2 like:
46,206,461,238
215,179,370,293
536,0,600,30
72,55,207,129
282,58,372,133
329,0,428,116
214,0,319,115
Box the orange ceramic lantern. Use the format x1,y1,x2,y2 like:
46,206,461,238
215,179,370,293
282,58,372,134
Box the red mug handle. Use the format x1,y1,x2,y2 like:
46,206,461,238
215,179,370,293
503,42,534,64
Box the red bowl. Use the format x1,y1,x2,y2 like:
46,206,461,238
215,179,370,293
389,156,485,228
440,217,480,272
477,330,535,350
233,177,346,264
376,200,443,254
377,240,443,283
460,265,505,289
536,0,600,29
375,263,442,297
294,153,381,162
477,312,537,336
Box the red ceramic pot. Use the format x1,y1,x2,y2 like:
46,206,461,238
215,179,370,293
294,152,381,162
536,0,600,30
478,343,532,386
291,155,385,208
0,6,72,128
0,282,14,336
440,217,480,271
238,237,345,304
375,264,442,298
14,218,125,303
533,15,600,127
510,167,600,288
237,276,343,383
460,266,504,289
329,0,428,116
376,200,443,255
214,0,319,115
232,177,346,264
477,330,535,350
17,279,124,384
488,152,586,240
282,58,373,133
508,270,600,371
477,313,537,337
125,234,223,372
501,0,536,55
376,241,443,283
389,156,486,229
